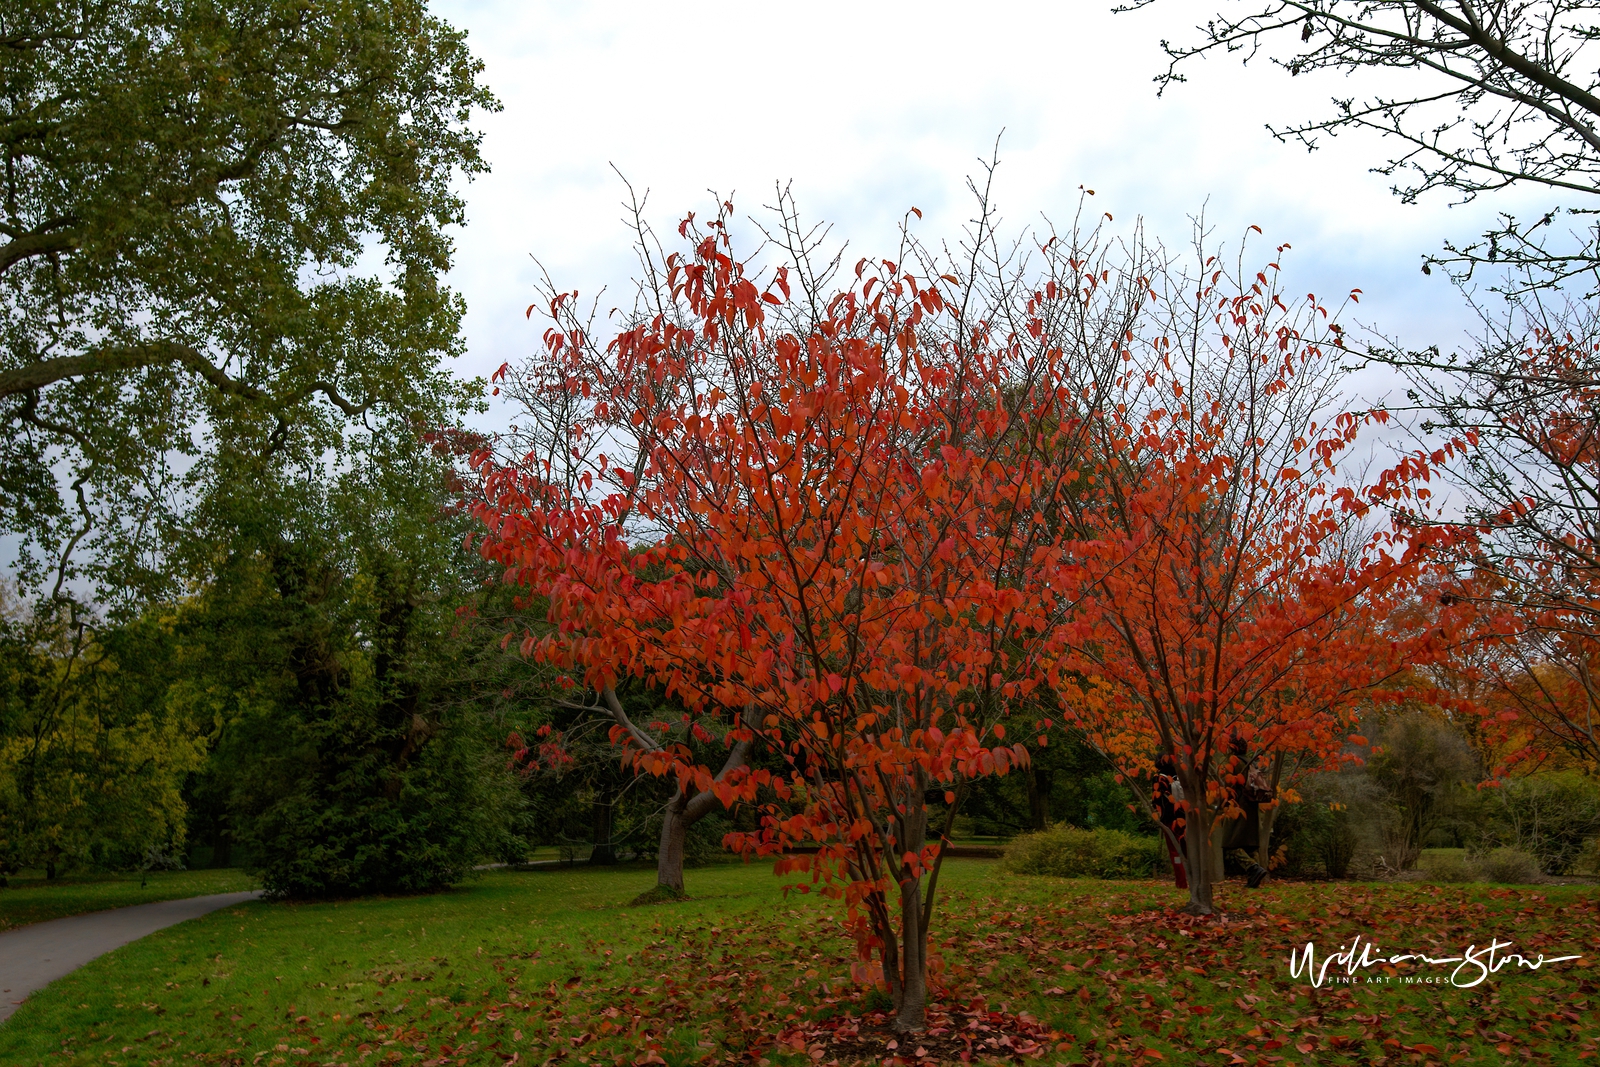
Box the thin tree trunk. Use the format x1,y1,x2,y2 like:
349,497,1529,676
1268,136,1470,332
1256,804,1277,873
1209,815,1228,888
1027,766,1051,830
1183,792,1215,915
891,777,931,1033
590,792,615,865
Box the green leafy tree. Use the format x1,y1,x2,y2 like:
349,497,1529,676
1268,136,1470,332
177,432,522,898
0,0,495,602
0,598,205,878
1366,711,1480,870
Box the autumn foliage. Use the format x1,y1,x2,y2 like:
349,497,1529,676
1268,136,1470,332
469,194,1465,1029
1040,247,1473,911
1405,325,1600,775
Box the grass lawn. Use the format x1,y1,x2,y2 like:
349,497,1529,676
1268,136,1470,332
0,861,1594,1065
0,869,260,932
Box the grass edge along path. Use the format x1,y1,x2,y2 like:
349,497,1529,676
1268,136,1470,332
0,869,261,932
0,862,1595,1066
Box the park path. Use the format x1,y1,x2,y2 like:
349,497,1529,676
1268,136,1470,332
0,890,262,1023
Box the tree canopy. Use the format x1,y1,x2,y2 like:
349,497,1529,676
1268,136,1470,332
0,0,495,603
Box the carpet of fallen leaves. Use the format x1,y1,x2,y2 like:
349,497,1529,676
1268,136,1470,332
14,873,1600,1067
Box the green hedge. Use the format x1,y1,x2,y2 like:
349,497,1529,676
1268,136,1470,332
1001,825,1163,878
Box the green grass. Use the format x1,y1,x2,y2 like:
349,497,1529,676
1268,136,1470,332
1418,848,1468,861
0,862,1595,1065
0,868,259,931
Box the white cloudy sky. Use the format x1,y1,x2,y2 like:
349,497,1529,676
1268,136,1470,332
433,0,1550,408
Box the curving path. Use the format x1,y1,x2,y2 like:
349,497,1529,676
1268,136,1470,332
0,890,262,1023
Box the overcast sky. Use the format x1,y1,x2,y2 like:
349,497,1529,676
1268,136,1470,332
432,0,1556,413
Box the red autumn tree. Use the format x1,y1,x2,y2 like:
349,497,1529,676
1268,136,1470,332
464,185,775,893
1049,237,1469,913
471,186,1462,1021
471,186,1164,1032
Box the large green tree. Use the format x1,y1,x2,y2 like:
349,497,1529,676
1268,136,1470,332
158,426,526,896
0,0,495,601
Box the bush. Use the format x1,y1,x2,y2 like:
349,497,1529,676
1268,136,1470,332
236,710,515,902
1484,773,1600,875
1576,836,1600,878
1476,846,1543,884
1002,825,1162,878
188,455,526,900
1418,849,1475,883
1277,788,1363,878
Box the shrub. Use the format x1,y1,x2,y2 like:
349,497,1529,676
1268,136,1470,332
1002,825,1162,878
197,466,525,899
1476,846,1543,884
1277,791,1362,878
1484,772,1600,875
1418,850,1475,883
1576,836,1600,877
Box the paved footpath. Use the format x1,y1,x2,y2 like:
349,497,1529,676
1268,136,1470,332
0,890,262,1023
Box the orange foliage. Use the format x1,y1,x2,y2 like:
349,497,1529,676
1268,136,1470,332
470,199,1466,1023
1039,250,1473,910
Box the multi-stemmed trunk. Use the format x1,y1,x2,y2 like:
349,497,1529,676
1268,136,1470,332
1183,829,1216,914
654,713,755,894
594,686,757,895
890,869,931,1031
859,771,937,1033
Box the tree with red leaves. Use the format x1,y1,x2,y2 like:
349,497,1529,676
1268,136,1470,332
471,182,1150,1031
469,184,1462,1025
1047,239,1470,913
1392,316,1600,775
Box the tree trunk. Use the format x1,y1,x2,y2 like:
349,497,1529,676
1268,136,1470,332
1256,753,1284,875
893,870,929,1032
654,710,756,893
1027,767,1051,830
590,794,615,865
656,794,691,893
1256,804,1277,874
1182,797,1215,915
888,776,932,1033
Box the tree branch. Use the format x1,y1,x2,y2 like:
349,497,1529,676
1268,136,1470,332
0,219,80,276
0,339,375,416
